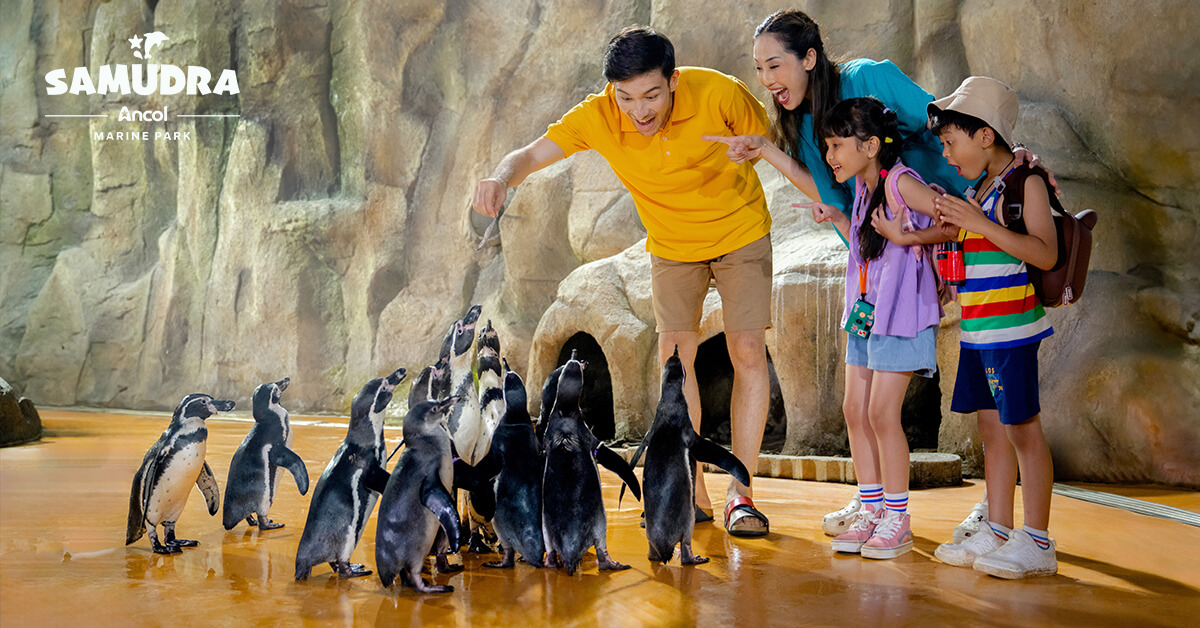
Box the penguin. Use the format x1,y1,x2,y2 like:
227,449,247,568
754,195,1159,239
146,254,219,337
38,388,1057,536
375,397,463,594
464,319,504,553
222,377,310,530
407,356,449,409
446,305,482,463
294,368,405,580
535,364,564,446
126,393,236,554
473,358,545,569
541,356,641,575
628,346,752,565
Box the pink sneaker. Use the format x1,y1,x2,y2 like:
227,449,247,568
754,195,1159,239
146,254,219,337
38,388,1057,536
830,507,881,553
861,509,913,559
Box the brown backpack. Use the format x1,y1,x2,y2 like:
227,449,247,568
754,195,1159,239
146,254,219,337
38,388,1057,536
999,165,1098,307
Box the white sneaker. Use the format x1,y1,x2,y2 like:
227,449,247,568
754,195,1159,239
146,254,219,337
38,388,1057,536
973,529,1058,579
934,523,1008,567
952,499,989,544
822,494,862,536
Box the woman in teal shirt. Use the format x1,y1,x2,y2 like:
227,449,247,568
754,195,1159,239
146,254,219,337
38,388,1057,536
708,10,975,217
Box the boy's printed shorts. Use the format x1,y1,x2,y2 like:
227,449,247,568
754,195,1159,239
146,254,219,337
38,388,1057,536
650,235,773,333
951,341,1041,425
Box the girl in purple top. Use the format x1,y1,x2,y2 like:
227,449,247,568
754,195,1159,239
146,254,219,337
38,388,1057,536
800,97,951,560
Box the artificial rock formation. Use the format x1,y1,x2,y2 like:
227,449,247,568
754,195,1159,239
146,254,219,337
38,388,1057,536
1,0,1197,485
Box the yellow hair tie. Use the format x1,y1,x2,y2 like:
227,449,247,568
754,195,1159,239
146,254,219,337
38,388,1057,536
884,137,894,143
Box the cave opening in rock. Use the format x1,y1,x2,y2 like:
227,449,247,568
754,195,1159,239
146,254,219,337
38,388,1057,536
695,333,787,453
554,332,615,441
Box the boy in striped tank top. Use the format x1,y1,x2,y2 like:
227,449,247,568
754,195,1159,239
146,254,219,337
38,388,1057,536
926,77,1059,579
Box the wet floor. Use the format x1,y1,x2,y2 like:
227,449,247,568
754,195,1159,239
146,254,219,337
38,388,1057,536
2,410,1198,626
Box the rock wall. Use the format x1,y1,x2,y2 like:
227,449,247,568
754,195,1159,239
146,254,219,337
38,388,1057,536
1,0,1197,485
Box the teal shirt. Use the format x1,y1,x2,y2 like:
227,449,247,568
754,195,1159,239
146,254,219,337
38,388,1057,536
795,58,975,217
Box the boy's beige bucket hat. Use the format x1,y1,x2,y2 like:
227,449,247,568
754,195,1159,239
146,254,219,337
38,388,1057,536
927,76,1018,143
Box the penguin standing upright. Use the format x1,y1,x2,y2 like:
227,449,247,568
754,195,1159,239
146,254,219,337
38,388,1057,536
445,305,482,460
535,365,565,446
222,377,310,530
375,397,463,594
464,319,504,552
475,358,545,568
294,369,405,580
127,394,236,554
630,347,752,564
407,356,449,409
541,356,641,575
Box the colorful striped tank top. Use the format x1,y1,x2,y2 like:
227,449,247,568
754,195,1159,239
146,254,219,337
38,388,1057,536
958,190,1053,350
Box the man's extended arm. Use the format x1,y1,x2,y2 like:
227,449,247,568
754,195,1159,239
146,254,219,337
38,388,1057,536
472,137,567,217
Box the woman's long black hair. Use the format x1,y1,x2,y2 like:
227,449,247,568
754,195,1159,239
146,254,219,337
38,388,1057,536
820,97,903,262
754,10,840,163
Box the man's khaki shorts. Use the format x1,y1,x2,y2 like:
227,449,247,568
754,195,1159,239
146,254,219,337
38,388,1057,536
650,235,773,333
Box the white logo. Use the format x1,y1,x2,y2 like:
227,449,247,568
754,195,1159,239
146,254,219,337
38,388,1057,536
129,32,169,60
44,31,239,96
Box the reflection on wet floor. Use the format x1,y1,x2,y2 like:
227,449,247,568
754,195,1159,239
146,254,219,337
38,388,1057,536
2,410,1199,625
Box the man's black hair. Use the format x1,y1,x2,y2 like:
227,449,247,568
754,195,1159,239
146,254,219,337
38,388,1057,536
929,107,1010,151
603,26,675,82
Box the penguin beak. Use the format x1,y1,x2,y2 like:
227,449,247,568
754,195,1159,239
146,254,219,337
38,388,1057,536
673,344,680,359
276,377,291,392
502,356,511,373
462,305,482,326
435,396,460,415
386,368,407,387
214,399,236,412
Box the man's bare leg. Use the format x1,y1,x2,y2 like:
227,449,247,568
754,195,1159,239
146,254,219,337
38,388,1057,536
659,331,706,508
726,329,770,524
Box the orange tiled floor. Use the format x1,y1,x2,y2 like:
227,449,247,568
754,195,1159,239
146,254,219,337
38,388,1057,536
2,410,1198,626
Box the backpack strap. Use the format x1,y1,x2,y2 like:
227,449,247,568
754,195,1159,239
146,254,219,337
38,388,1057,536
883,164,926,260
1000,165,1063,234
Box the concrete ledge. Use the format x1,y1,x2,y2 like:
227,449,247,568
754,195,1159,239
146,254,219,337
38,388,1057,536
612,448,962,488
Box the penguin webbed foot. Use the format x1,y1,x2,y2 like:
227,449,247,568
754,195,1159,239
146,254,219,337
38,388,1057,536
680,544,709,566
597,550,630,571
152,542,181,555
336,562,373,578
435,554,463,574
257,519,284,530
170,539,199,548
482,548,516,569
545,551,560,569
245,515,259,527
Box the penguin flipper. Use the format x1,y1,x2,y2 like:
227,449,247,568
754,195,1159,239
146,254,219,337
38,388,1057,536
596,444,641,502
273,446,310,495
196,461,220,515
452,457,491,492
619,439,649,508
688,434,752,487
126,465,147,544
365,464,390,494
422,479,461,550
473,450,503,482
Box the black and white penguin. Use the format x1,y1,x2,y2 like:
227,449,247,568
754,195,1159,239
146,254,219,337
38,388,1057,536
375,397,462,594
463,319,504,552
535,364,565,446
407,356,449,409
222,377,310,530
474,358,545,569
294,368,405,580
541,357,641,575
126,393,236,554
446,305,482,463
630,346,752,564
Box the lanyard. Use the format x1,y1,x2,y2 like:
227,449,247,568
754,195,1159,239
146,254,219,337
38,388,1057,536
857,259,869,300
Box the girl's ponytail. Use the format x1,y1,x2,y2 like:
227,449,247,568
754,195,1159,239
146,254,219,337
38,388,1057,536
820,98,903,262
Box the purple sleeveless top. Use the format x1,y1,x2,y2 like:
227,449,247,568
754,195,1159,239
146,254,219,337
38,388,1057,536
840,163,942,338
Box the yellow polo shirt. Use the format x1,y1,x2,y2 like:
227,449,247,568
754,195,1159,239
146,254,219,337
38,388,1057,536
544,67,771,262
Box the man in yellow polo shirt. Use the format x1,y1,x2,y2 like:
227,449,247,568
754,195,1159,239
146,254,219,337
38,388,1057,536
472,26,772,537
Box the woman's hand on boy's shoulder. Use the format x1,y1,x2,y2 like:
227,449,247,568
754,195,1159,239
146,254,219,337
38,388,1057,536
1012,145,1062,196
